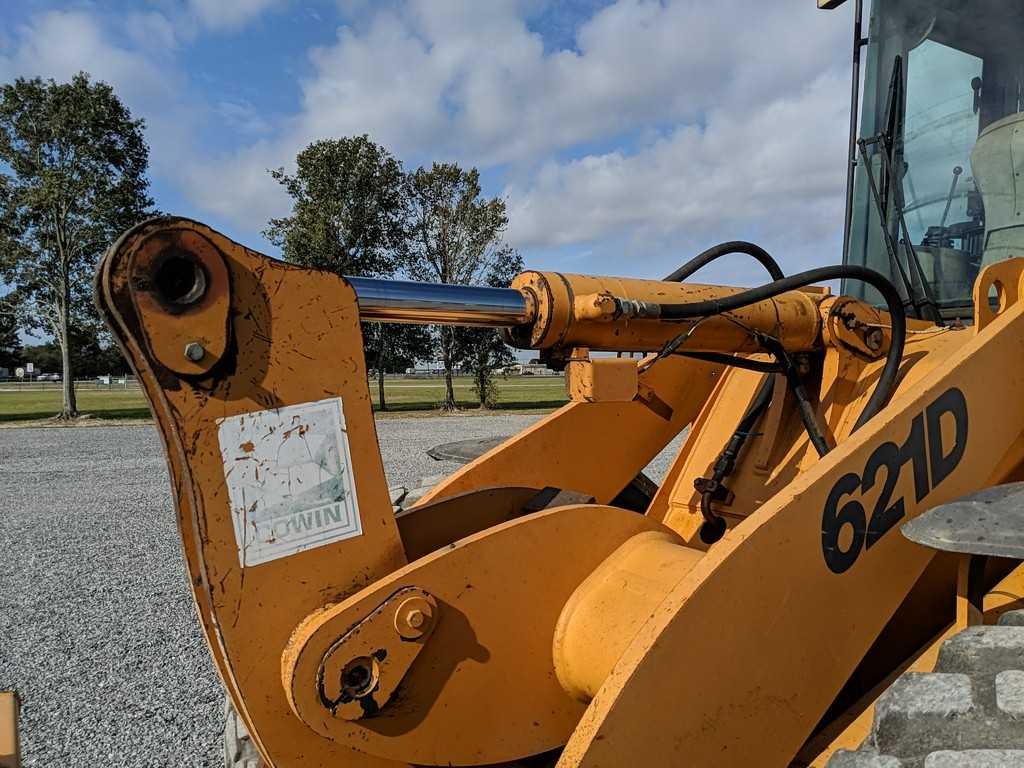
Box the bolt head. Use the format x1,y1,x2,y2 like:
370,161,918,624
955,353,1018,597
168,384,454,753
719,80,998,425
393,595,434,639
184,341,206,362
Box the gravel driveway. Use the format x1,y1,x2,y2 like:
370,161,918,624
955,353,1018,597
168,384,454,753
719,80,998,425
0,415,681,766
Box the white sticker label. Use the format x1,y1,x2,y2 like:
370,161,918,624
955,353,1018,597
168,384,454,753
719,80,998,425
217,397,362,566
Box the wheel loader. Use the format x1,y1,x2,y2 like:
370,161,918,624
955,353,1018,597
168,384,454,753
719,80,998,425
6,0,1024,766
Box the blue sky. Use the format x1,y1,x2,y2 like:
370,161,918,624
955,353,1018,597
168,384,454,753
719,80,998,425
1,0,855,285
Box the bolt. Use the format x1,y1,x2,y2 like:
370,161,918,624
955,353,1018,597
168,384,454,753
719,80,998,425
393,595,434,639
864,328,884,352
184,341,205,362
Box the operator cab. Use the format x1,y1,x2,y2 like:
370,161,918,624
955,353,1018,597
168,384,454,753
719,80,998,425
844,0,1024,319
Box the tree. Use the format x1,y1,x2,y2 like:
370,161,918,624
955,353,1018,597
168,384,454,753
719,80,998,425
403,163,519,410
265,136,432,410
363,322,433,409
0,73,152,417
455,251,523,408
19,324,130,379
265,136,405,276
0,296,22,373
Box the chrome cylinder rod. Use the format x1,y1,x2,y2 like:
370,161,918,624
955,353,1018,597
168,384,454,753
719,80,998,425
347,276,531,327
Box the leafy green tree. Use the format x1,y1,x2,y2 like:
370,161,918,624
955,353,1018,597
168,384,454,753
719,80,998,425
455,251,523,408
265,135,406,275
19,324,129,379
0,73,152,417
18,341,60,375
265,136,432,410
403,163,519,410
0,296,22,373
363,322,433,408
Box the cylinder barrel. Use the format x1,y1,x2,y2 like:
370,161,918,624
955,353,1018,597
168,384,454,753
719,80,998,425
508,271,824,354
348,271,826,355
347,276,531,327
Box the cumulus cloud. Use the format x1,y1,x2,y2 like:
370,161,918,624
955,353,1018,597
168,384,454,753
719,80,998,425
180,0,854,257
124,11,180,51
0,10,194,183
291,0,850,164
505,71,849,250
187,0,287,31
1,1,856,272
216,100,273,136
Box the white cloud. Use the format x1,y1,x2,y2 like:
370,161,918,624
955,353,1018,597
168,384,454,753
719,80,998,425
0,1,856,272
505,71,850,251
0,10,195,184
181,0,854,259
216,100,272,136
285,0,850,166
187,0,287,31
181,139,290,227
123,10,180,51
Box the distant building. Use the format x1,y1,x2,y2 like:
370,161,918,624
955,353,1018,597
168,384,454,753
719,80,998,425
503,363,560,376
405,361,467,376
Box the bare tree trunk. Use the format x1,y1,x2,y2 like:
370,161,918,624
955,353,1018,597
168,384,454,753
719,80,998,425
376,330,390,411
58,302,77,419
441,327,456,411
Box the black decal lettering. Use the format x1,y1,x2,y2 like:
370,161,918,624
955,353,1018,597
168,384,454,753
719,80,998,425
900,414,930,503
862,442,904,549
926,388,968,487
822,472,866,574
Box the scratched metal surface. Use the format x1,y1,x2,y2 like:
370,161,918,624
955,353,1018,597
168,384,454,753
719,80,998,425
0,416,682,766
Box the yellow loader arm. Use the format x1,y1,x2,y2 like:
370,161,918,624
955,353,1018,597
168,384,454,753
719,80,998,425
95,217,1024,767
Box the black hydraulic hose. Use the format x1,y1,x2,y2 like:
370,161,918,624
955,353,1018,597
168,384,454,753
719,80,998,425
698,375,776,544
759,335,831,458
677,351,784,373
662,243,784,543
664,241,785,283
785,370,831,456
651,265,907,431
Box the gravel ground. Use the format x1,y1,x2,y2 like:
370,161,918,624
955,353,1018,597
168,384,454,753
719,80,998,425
0,416,682,767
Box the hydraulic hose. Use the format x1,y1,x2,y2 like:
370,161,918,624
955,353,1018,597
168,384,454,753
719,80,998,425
698,375,776,544
677,244,785,543
650,265,907,431
664,241,785,283
759,335,831,457
676,351,783,373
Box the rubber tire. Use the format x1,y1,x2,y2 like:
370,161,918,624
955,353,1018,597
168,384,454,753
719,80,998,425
223,697,263,768
827,610,1024,768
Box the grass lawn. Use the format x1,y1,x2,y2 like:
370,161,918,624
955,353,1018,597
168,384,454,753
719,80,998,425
0,376,569,423
371,376,568,412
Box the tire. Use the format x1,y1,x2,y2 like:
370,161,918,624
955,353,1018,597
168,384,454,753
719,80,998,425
223,697,263,768
828,610,1024,768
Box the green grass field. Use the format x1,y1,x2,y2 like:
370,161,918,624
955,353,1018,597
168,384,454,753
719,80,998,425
0,376,569,423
